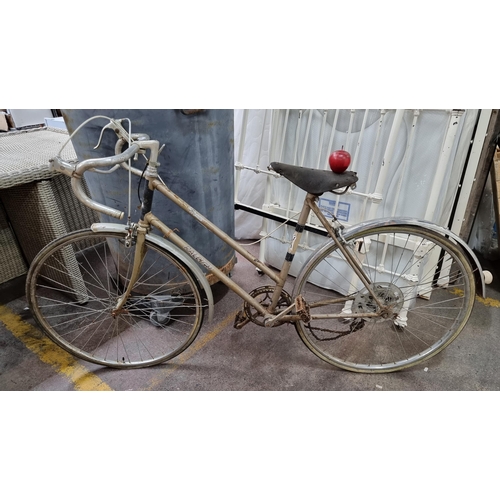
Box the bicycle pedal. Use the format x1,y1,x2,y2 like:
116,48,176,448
233,309,250,329
294,295,311,323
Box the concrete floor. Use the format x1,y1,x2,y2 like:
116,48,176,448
1,241,500,391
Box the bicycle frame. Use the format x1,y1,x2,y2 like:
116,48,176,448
126,176,385,326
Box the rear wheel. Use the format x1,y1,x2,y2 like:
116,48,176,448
27,229,205,368
292,225,475,373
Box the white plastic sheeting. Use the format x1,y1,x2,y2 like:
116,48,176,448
234,109,272,239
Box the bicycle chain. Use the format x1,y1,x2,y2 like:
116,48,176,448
305,318,365,341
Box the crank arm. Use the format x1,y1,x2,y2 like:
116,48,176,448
263,302,296,327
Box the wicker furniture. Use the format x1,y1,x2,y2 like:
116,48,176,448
0,127,98,285
0,199,27,283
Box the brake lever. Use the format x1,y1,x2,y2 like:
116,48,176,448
94,118,131,150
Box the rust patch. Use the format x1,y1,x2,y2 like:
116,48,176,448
205,255,237,285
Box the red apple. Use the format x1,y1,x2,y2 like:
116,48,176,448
329,149,351,173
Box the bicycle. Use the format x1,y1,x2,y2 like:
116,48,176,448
26,116,488,373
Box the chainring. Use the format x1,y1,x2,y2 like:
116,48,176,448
243,286,292,327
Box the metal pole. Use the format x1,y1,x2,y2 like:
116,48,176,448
424,109,464,221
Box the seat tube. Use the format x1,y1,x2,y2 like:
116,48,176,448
269,194,314,311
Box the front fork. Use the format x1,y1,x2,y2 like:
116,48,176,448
111,165,156,316
111,221,149,316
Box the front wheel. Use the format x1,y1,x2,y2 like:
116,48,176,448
27,229,205,368
292,225,475,373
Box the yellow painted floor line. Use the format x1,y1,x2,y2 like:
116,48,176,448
147,308,241,390
0,304,112,391
451,288,500,308
476,295,500,308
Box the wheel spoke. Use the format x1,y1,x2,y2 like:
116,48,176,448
293,225,475,373
28,230,204,368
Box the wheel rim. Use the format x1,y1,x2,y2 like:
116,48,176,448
28,230,204,368
293,226,475,372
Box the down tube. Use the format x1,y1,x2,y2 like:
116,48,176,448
146,214,269,317
151,180,281,283
151,180,280,283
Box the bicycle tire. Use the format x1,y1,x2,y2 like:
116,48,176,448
27,229,205,368
292,224,475,373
